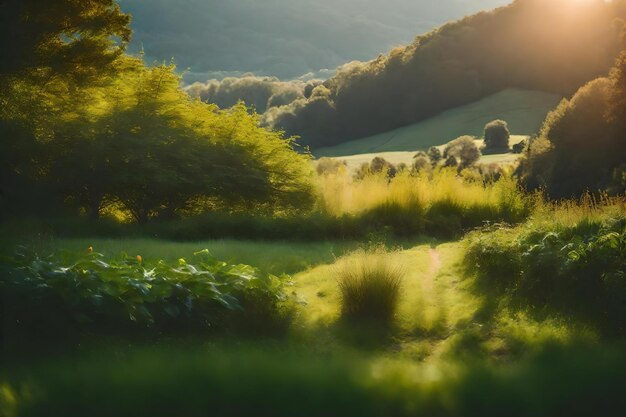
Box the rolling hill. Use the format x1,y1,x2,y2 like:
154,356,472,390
315,89,561,157
118,0,508,82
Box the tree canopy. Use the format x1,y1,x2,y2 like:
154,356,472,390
0,0,314,222
522,49,626,197
483,120,510,150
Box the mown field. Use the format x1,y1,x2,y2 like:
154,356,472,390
321,135,528,173
315,89,561,157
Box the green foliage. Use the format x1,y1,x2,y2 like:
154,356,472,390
0,0,131,81
427,146,443,166
511,139,527,154
0,247,291,343
0,0,315,222
444,136,481,169
465,211,626,333
483,119,510,150
270,0,625,147
522,47,626,197
5,344,626,417
337,250,403,323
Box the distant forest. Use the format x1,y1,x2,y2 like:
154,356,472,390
265,0,626,148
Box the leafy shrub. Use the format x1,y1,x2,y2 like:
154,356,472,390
465,209,626,333
511,139,527,154
316,157,347,176
0,247,291,345
336,249,404,323
427,146,443,167
444,136,481,169
483,120,510,150
412,151,431,173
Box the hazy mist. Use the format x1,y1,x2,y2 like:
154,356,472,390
119,0,509,82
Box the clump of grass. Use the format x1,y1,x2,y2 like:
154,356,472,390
337,249,404,324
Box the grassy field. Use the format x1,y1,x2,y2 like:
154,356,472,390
23,233,583,362
2,197,624,415
315,89,560,157
322,136,527,172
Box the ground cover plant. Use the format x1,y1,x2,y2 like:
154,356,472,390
0,247,291,352
465,197,626,334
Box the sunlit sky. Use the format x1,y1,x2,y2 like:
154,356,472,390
119,0,510,82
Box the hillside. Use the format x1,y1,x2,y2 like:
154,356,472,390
315,89,560,157
118,0,507,83
317,136,527,173
269,0,625,148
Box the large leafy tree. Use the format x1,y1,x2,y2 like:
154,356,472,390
0,0,130,81
47,62,314,221
522,49,626,197
0,0,131,216
1,1,314,221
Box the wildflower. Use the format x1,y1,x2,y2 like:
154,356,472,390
137,255,143,264
87,246,93,253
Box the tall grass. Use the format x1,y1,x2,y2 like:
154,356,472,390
2,169,534,241
336,249,404,323
317,168,531,237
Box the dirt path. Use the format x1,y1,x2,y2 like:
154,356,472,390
421,247,442,295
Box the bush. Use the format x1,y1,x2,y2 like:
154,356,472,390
427,146,443,167
464,205,626,334
444,136,481,169
316,157,347,176
0,247,291,346
336,249,403,323
511,139,527,154
412,151,431,173
483,120,511,150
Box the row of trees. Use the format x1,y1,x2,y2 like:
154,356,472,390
0,1,314,222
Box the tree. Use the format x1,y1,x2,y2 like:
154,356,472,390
444,136,481,169
412,151,430,173
0,0,130,81
427,146,442,167
444,155,458,168
522,70,625,197
48,63,315,221
484,119,510,150
370,157,396,178
0,0,132,216
316,158,346,176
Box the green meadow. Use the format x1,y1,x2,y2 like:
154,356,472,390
2,0,626,415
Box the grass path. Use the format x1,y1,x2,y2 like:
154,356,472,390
290,241,487,361
423,247,442,294
289,239,572,363
25,236,578,364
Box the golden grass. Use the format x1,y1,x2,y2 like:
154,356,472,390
335,248,405,323
316,168,527,218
